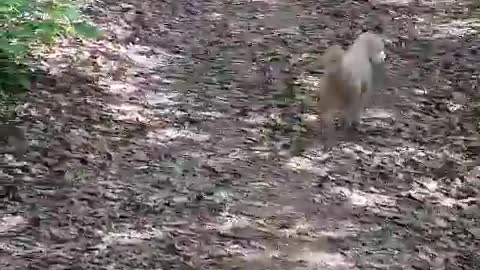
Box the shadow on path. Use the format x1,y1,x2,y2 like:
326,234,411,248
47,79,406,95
1,0,479,269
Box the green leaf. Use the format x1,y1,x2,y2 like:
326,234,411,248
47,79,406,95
48,5,80,22
62,7,81,21
17,73,31,90
72,22,102,39
0,42,29,57
0,0,100,94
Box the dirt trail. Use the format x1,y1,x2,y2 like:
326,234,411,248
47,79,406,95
1,0,479,269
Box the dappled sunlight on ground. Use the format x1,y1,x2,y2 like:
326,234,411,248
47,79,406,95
374,0,414,5
285,155,330,176
331,186,397,207
2,0,480,268
291,250,356,269
148,127,211,143
431,19,480,38
97,227,165,249
144,91,181,106
202,206,361,269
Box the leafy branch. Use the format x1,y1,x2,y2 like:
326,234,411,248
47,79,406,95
0,0,101,94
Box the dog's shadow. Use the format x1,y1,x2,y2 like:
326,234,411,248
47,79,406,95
290,117,393,154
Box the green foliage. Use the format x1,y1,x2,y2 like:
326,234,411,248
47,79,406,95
0,0,102,94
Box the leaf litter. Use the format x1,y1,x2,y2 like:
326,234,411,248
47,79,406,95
0,0,480,269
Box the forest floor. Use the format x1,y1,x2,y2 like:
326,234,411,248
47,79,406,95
1,0,480,269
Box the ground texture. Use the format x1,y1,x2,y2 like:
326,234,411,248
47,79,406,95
1,0,480,269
